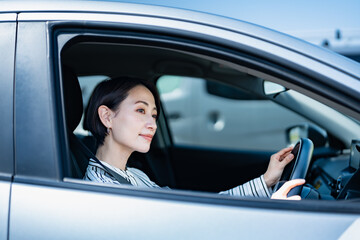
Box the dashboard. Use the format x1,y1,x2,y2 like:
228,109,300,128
309,140,360,200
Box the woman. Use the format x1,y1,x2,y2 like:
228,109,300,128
83,77,304,200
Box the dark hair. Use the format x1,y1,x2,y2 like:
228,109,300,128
84,77,160,146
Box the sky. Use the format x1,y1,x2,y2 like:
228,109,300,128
114,0,360,43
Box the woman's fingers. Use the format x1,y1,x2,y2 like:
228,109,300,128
280,179,305,195
271,179,305,200
286,195,301,200
273,146,293,162
280,153,294,165
264,146,296,188
276,146,293,157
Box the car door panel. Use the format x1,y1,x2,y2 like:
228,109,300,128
9,182,359,240
15,21,62,179
0,181,11,240
170,146,271,192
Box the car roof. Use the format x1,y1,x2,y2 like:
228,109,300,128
2,1,360,80
3,0,360,118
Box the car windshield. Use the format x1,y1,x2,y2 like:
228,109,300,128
277,89,360,146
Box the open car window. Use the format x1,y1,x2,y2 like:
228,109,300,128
74,75,109,136
59,28,360,204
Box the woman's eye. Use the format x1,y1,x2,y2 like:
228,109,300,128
152,114,157,119
137,109,145,114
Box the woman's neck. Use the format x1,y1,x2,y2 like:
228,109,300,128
95,137,132,171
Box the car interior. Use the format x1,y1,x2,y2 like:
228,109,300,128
60,32,360,201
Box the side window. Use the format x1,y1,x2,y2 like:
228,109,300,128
74,75,109,136
157,75,310,151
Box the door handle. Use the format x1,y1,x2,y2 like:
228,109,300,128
208,111,225,131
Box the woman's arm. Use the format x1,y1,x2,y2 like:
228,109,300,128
219,146,305,199
219,175,272,197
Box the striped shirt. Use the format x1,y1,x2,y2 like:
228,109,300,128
84,158,273,198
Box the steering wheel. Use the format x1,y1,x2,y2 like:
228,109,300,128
273,138,314,197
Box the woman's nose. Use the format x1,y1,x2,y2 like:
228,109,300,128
146,117,157,131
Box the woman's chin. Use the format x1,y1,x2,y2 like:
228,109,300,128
136,146,150,153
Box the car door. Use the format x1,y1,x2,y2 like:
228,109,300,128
7,3,360,239
0,13,16,240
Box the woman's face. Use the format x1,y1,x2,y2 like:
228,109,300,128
108,85,157,153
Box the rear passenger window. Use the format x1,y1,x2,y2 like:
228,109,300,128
74,75,108,136
157,75,309,151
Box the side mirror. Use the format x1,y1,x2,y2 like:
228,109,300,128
263,81,286,95
286,124,327,148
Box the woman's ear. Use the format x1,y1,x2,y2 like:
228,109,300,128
98,105,113,128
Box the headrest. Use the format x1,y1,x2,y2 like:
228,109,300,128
62,66,83,132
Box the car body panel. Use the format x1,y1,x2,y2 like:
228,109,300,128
0,13,17,21
0,181,11,240
15,21,62,179
8,182,359,240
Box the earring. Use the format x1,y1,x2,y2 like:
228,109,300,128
107,128,110,134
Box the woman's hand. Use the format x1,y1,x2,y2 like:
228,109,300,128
271,179,305,200
264,146,294,188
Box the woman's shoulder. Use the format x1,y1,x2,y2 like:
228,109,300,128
84,162,120,185
127,167,149,178
126,167,161,188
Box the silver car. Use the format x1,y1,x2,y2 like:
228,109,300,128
1,1,360,239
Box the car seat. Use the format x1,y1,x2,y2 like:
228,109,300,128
62,65,96,178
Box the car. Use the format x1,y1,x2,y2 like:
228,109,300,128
1,1,360,239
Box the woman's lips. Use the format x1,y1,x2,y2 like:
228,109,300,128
140,134,153,141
